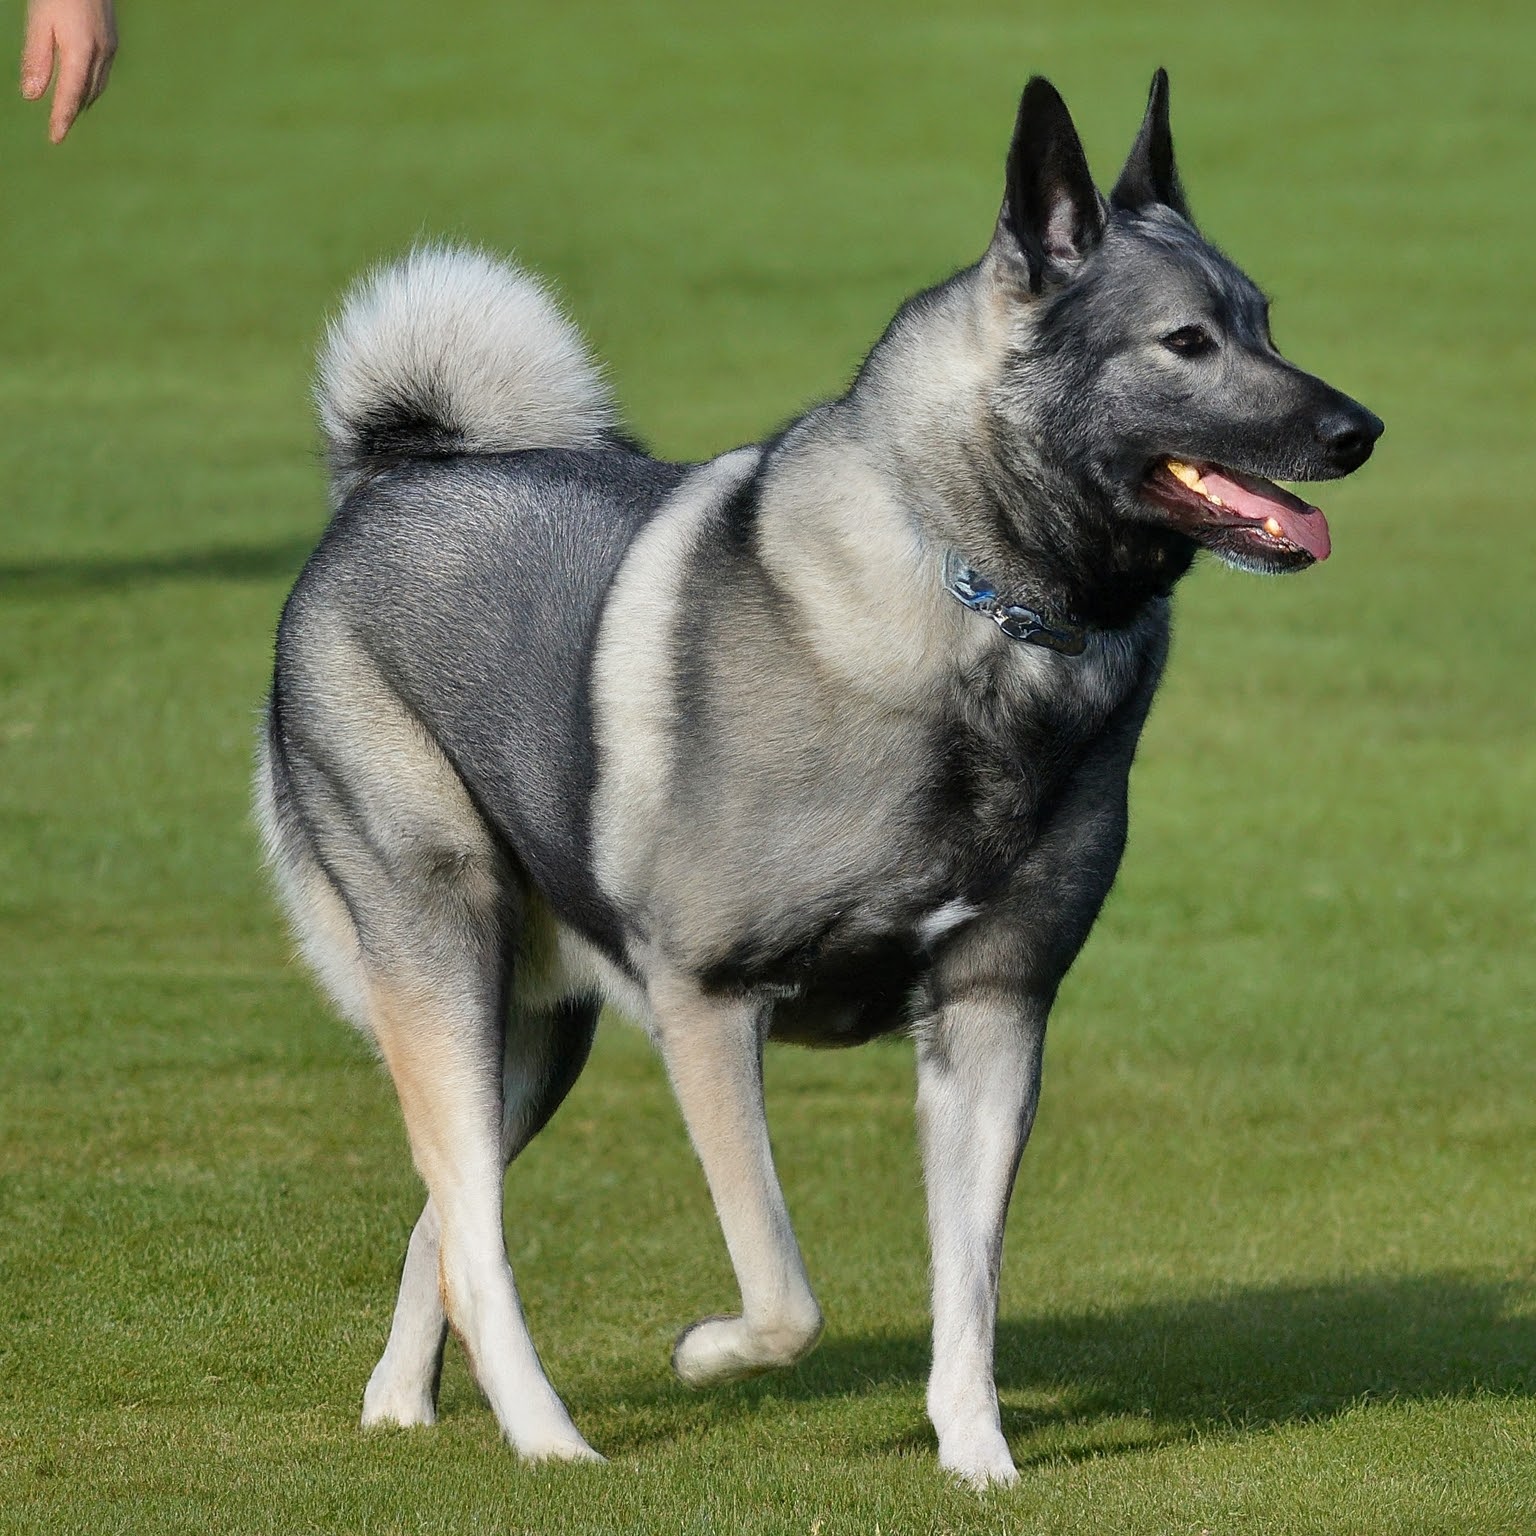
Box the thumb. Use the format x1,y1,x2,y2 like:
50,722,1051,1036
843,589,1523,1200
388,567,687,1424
20,19,55,99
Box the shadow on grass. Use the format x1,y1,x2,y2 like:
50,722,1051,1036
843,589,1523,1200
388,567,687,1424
0,539,315,595
586,1272,1535,1461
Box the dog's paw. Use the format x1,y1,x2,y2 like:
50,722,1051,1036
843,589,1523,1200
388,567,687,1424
365,1351,445,1431
945,1453,1019,1491
671,1306,822,1387
672,1315,764,1387
937,1428,1018,1490
360,1374,437,1429
519,1436,606,1466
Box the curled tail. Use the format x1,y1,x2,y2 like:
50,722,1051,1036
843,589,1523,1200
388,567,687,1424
315,244,618,506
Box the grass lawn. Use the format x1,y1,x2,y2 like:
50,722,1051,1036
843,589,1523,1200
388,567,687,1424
1,0,1532,1530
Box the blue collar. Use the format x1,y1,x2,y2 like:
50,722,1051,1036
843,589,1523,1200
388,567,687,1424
941,551,1089,656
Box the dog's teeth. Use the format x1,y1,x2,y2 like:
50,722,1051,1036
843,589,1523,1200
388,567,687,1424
1208,494,1224,507
1166,460,1206,492
1263,516,1283,536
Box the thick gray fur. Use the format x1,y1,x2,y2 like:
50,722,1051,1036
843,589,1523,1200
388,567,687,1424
256,71,1380,1485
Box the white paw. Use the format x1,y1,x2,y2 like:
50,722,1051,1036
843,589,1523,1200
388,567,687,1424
672,1315,764,1387
937,1424,1018,1489
520,1436,606,1466
671,1307,823,1388
360,1387,437,1429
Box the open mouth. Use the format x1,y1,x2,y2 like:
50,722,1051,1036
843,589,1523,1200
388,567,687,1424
1140,458,1331,571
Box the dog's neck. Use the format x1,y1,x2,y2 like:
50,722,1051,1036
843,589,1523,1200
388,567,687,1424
961,447,1195,630
846,266,1196,631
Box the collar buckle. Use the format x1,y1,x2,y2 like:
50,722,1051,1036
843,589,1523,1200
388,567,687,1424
942,552,1088,656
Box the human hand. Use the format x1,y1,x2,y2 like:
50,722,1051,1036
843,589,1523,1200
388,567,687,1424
19,0,117,143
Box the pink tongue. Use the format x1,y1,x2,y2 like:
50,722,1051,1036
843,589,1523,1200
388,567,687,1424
1200,469,1331,561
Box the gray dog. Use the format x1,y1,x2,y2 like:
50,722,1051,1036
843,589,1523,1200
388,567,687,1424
257,71,1381,1485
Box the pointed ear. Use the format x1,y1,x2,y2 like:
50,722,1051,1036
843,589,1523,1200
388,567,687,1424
1110,68,1190,219
996,77,1106,292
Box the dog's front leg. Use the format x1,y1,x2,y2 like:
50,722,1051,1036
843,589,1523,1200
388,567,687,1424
916,994,1046,1488
648,971,823,1386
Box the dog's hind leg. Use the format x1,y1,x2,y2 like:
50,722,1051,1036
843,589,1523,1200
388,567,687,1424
361,1197,448,1428
265,640,598,1461
362,997,599,1429
648,971,823,1386
363,973,599,1462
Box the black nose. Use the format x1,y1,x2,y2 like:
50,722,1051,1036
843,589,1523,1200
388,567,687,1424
1317,405,1384,473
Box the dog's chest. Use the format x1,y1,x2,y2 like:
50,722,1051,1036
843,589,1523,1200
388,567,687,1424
934,624,1148,840
756,630,1155,1044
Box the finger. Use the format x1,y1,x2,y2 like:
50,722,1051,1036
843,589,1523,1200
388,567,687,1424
48,38,93,142
91,12,119,104
86,44,112,107
19,20,56,100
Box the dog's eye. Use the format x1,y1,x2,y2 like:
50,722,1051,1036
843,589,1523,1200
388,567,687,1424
1162,325,1215,357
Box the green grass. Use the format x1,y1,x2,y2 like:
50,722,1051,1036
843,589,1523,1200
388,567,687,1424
2,0,1533,1530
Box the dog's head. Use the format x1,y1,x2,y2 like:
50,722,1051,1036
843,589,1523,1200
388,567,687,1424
983,71,1382,575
